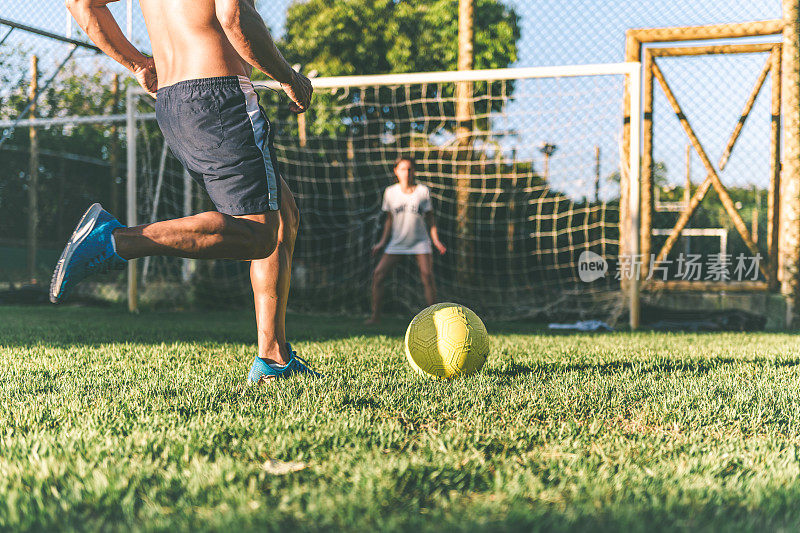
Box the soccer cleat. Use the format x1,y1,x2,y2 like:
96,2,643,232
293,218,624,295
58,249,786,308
247,343,323,384
50,203,127,304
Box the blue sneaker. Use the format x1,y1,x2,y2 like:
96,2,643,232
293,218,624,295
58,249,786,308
50,203,127,304
247,343,323,384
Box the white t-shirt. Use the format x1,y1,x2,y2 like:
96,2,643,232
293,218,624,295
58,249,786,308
381,183,433,254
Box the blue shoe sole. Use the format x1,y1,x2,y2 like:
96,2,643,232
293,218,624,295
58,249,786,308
50,203,104,304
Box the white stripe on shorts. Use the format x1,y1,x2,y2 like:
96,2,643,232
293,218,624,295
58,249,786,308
237,75,279,211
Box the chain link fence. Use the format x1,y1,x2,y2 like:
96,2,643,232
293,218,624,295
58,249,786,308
0,0,785,315
3,1,785,60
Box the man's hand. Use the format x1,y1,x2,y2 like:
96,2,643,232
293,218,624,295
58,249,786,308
280,69,313,114
133,56,158,98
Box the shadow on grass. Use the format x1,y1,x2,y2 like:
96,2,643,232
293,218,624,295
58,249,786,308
0,305,413,347
2,304,798,349
485,357,800,379
0,304,554,346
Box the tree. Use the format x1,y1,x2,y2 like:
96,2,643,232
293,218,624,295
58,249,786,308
279,0,519,76
261,0,521,140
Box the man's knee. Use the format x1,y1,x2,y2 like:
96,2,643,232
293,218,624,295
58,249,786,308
247,215,279,259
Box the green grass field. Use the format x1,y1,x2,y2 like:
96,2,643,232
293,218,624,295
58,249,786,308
3,305,800,532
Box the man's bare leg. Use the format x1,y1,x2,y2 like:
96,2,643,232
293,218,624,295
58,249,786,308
250,179,300,366
415,253,436,306
114,210,280,260
366,253,402,325
111,185,295,366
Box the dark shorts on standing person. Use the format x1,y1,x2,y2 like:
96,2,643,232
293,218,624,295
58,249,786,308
155,75,281,215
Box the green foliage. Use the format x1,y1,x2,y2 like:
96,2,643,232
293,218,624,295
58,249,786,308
608,161,668,187
3,306,800,531
0,44,31,114
279,0,519,77
258,0,521,140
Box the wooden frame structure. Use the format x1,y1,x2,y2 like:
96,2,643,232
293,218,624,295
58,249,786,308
620,19,799,329
781,0,800,329
644,42,780,284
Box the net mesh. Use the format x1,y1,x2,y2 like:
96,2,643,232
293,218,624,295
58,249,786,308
3,0,780,318
131,70,629,320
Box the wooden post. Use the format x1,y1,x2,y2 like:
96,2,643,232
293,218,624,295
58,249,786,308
640,50,654,279
57,158,66,241
540,143,557,181
27,55,38,283
456,0,474,284
684,144,692,255
345,136,356,208
684,144,692,207
649,43,776,57
628,20,783,44
753,186,760,245
683,143,692,255
781,0,800,327
542,153,549,181
507,158,518,255
769,45,782,291
594,145,601,203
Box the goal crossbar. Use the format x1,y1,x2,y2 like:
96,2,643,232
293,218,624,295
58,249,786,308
6,63,641,128
125,63,641,96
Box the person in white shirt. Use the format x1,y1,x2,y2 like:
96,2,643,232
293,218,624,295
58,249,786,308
366,157,447,325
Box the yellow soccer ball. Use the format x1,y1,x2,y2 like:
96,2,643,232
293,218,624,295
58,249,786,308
404,303,489,379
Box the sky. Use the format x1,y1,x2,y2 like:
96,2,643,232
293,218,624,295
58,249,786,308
0,0,784,202
0,0,781,67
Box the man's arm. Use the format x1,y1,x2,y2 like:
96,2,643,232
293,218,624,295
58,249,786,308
66,0,156,96
65,0,149,73
215,0,311,112
215,0,293,83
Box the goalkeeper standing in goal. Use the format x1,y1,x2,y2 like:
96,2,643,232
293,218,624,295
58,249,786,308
51,0,320,382
366,157,447,325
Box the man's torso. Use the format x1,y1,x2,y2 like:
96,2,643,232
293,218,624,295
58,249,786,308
136,0,281,216
139,0,250,87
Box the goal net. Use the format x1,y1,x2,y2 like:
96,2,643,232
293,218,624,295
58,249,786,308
128,63,640,321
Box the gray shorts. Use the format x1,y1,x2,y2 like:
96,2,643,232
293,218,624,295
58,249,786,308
155,75,281,215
